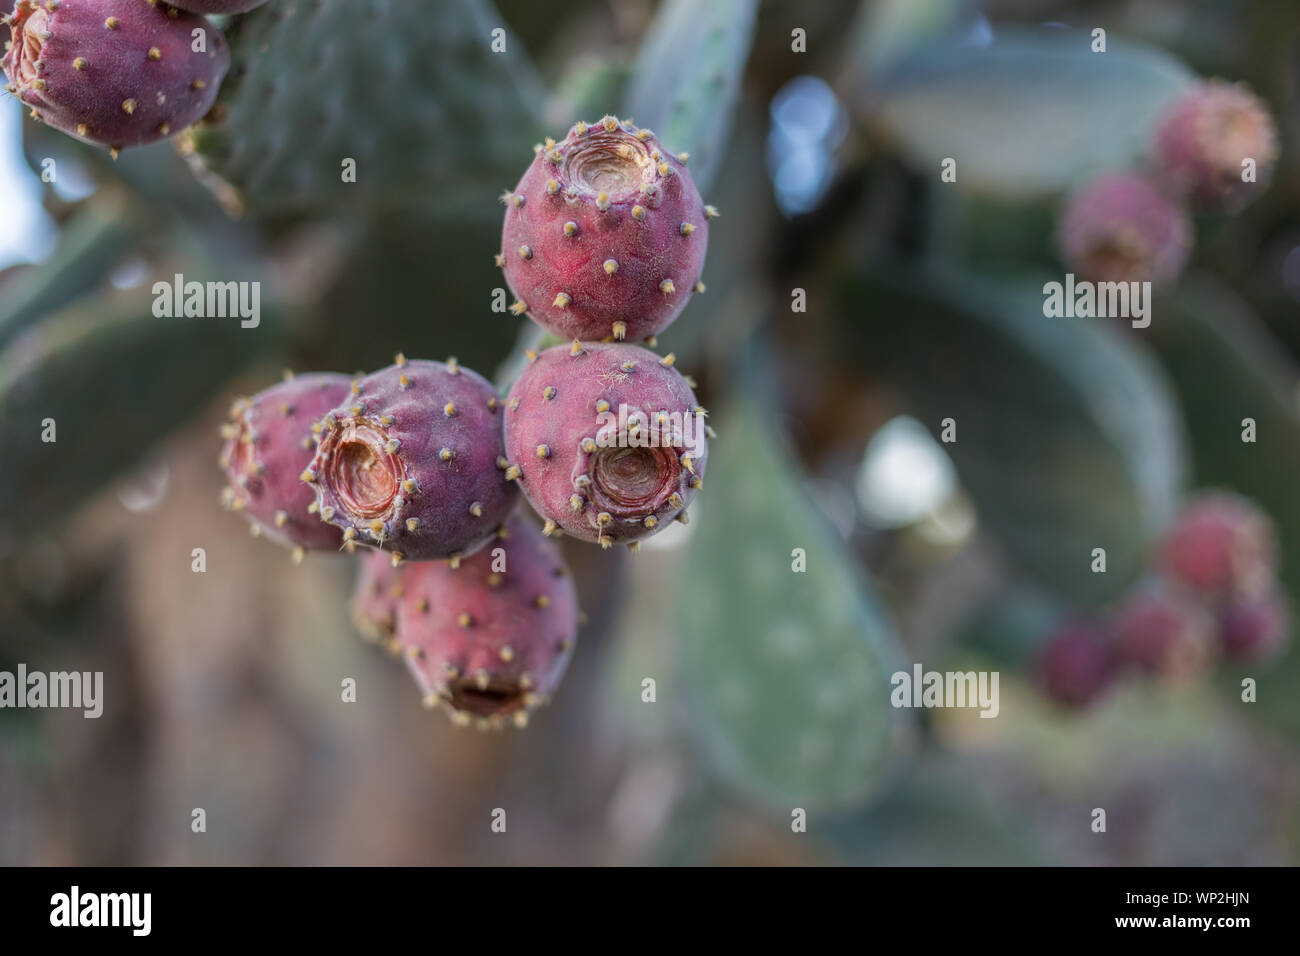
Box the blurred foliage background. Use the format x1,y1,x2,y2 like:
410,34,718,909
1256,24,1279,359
1,0,1298,865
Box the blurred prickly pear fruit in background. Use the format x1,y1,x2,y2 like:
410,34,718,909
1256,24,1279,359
1037,621,1116,708
1153,79,1278,209
396,514,578,730
165,0,269,14
499,116,712,343
1158,491,1277,600
220,372,351,556
1111,587,1217,680
504,342,706,548
2,0,229,150
305,356,517,562
351,550,405,650
1056,173,1192,286
1219,593,1291,663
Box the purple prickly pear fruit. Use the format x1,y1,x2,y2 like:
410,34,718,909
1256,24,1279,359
2,0,230,151
305,355,517,563
396,514,578,730
1056,173,1191,286
351,550,405,651
1111,588,1216,680
165,0,270,14
499,115,712,343
220,372,351,557
1153,79,1278,209
1219,593,1291,662
503,342,706,549
1037,621,1115,709
1158,491,1277,599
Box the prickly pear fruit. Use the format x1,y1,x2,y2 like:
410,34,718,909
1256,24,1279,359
503,342,706,548
1037,621,1115,709
305,356,517,563
499,115,712,343
1056,173,1191,286
1153,79,1278,209
351,549,405,650
1112,588,1216,680
1158,491,1276,599
2,0,230,150
1219,593,1291,662
220,372,351,556
396,514,578,729
165,0,269,14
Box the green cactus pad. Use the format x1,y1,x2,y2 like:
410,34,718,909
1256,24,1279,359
0,288,282,531
622,0,757,195
845,267,1187,606
182,0,545,216
675,397,904,813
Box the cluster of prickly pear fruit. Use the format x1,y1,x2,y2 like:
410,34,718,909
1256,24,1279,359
0,0,268,152
497,116,714,552
220,117,717,727
1037,490,1289,709
1055,78,1277,286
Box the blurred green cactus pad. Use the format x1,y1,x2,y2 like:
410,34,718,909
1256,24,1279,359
180,0,545,216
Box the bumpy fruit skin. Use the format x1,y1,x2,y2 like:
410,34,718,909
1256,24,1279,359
1153,79,1278,209
1037,622,1115,708
305,357,517,562
165,0,269,14
2,0,229,150
1219,594,1291,662
220,372,351,554
351,550,405,650
396,514,578,729
1112,588,1216,680
1056,173,1191,286
504,342,706,548
499,115,711,343
1158,492,1276,599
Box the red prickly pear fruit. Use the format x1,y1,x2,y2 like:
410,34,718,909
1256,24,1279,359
1111,588,1216,680
1219,593,1291,662
503,342,706,548
1153,79,1278,209
220,372,351,555
1158,491,1277,599
1037,622,1115,709
351,550,405,650
165,1,270,14
396,514,578,729
305,356,517,563
2,0,230,151
1056,173,1191,286
499,115,712,343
